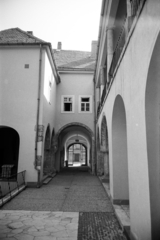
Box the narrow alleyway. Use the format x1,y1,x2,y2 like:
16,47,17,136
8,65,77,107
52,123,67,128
0,167,127,239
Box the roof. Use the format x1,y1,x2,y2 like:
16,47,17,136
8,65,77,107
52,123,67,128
0,28,48,45
53,49,96,71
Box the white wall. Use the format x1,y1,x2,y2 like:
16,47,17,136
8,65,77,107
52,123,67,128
0,46,40,182
55,72,94,132
97,0,160,239
41,50,57,176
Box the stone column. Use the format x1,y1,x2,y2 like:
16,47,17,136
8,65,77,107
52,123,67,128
91,137,96,175
106,27,114,81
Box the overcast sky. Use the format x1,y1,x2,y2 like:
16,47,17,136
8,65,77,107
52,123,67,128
0,0,102,51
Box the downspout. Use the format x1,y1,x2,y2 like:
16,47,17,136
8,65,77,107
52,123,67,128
35,44,42,188
93,76,97,175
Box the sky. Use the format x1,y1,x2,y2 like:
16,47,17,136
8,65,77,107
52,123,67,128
0,0,102,51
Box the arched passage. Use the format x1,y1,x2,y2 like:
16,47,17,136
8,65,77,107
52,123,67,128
101,115,109,181
55,122,94,173
145,32,160,239
43,125,51,175
0,126,20,177
112,95,129,203
67,143,87,166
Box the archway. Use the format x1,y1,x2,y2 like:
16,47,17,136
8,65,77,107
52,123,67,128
101,115,109,182
0,127,20,177
145,32,160,239
55,122,94,173
112,95,129,203
43,125,51,175
67,143,87,166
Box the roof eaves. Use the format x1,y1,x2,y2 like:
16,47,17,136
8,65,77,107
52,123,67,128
58,67,94,72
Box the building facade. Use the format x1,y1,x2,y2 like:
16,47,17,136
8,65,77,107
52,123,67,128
0,28,60,186
53,42,97,172
95,0,160,239
0,29,96,187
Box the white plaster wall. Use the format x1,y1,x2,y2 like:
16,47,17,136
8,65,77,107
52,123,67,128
0,47,40,183
97,0,160,239
55,73,94,132
41,50,57,175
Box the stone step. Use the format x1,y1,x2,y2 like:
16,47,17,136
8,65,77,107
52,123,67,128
43,173,56,185
43,177,52,184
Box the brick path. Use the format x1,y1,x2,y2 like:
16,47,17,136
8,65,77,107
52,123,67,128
0,168,127,239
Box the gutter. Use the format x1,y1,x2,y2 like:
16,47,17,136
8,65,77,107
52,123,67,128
34,44,42,188
93,76,97,175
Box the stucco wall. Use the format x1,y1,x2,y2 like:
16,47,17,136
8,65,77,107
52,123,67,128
0,47,40,182
97,0,160,239
55,72,94,132
41,50,57,176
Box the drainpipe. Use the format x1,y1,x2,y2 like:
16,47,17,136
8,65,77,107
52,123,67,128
35,44,42,188
93,76,97,175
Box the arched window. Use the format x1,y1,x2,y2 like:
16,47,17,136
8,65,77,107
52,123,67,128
0,127,20,178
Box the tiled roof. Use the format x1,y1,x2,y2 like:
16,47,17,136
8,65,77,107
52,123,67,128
0,28,47,44
53,49,96,71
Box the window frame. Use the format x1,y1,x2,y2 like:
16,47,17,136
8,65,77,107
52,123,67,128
79,95,92,113
61,95,75,113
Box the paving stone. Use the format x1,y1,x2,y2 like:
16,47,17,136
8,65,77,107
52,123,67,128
0,169,128,240
29,230,50,237
0,238,15,240
78,212,127,240
34,237,56,240
14,234,34,240
8,222,24,229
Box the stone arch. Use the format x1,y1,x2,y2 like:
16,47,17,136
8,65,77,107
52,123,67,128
145,32,160,239
0,126,20,177
56,122,94,140
43,125,51,175
55,122,95,173
67,143,87,166
50,128,56,173
97,126,100,151
112,95,129,203
101,115,109,180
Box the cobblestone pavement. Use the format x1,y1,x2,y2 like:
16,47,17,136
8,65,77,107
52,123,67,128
0,168,127,239
1,169,113,212
78,212,126,240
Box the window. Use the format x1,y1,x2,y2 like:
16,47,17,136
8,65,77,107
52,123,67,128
44,73,54,104
61,95,74,113
79,95,92,113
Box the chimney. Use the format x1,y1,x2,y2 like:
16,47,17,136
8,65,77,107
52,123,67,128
91,41,98,58
27,31,33,35
57,42,62,50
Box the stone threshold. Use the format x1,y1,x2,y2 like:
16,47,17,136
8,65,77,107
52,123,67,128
98,176,130,239
43,172,57,185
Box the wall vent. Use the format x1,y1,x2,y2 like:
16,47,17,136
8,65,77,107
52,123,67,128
25,64,29,69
